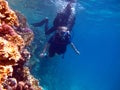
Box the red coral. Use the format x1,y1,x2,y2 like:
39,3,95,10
0,22,16,36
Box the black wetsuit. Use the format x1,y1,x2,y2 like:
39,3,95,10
45,11,75,35
48,32,71,57
32,2,75,35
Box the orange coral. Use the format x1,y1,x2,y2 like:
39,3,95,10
0,1,41,90
0,23,24,88
0,23,25,65
0,0,19,26
0,23,25,51
0,65,13,83
0,1,22,87
0,37,21,65
23,67,42,90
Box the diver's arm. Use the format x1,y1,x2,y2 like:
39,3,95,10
70,42,80,55
43,43,49,53
40,43,49,57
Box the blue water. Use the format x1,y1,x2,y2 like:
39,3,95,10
8,0,120,90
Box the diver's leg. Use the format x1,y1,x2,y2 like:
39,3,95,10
32,18,48,27
44,18,49,34
45,26,56,35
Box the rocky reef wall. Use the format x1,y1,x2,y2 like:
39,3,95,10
0,0,42,89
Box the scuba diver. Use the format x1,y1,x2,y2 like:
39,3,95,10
32,0,76,35
40,26,80,58
32,0,80,58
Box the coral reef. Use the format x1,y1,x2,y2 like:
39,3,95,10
0,23,25,51
0,0,42,90
15,11,34,46
0,37,21,65
0,0,19,26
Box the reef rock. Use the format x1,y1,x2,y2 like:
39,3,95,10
0,0,19,26
15,11,34,46
0,37,21,65
0,0,42,90
0,23,25,51
0,65,13,83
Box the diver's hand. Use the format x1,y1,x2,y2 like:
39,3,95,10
40,53,44,57
76,50,80,55
40,53,47,58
